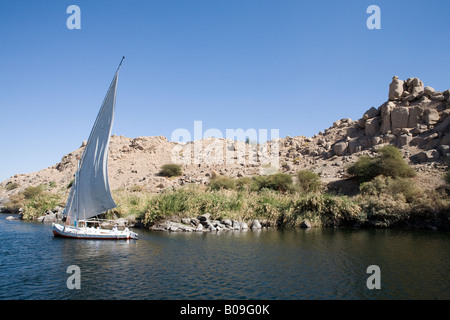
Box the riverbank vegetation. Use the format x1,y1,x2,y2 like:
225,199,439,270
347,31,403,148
112,146,449,230
4,184,64,220
4,146,450,230
110,180,449,230
113,186,361,228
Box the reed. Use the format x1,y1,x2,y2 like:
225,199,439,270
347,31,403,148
111,183,449,229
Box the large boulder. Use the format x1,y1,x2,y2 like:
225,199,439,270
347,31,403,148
38,212,57,223
391,107,410,129
388,76,404,100
333,142,348,156
415,150,440,163
440,133,450,146
433,117,450,133
365,117,380,136
250,220,262,229
300,220,312,228
181,218,192,225
380,102,395,133
409,78,424,96
444,89,450,102
363,107,380,120
437,145,450,158
397,134,412,148
232,220,241,230
407,106,424,128
358,138,372,149
357,118,366,129
222,219,233,227
423,109,440,125
348,139,360,154
424,86,435,95
197,213,211,222
430,92,445,102
403,93,417,102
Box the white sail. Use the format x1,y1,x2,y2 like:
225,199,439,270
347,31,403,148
65,67,120,224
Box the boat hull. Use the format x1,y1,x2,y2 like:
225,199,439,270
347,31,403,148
52,223,138,240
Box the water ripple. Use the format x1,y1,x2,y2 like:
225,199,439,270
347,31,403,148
0,218,449,299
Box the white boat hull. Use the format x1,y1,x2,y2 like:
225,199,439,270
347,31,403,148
52,223,138,240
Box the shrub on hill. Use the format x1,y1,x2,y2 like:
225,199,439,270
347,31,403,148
253,173,295,193
209,175,236,190
296,170,321,193
348,145,416,182
159,164,183,177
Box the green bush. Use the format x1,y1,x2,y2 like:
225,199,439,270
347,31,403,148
209,175,236,190
5,182,20,191
209,173,295,193
4,187,63,219
347,155,376,182
360,175,421,203
296,170,321,193
274,193,360,228
4,193,25,212
23,185,44,199
268,173,295,193
236,177,258,191
130,185,144,192
357,194,409,228
159,164,183,177
23,193,63,220
375,145,416,179
348,145,416,182
252,175,270,190
253,173,295,193
112,188,152,218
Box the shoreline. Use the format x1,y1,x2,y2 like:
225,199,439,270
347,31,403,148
2,210,448,232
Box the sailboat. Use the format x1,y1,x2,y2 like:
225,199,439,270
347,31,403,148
52,57,138,240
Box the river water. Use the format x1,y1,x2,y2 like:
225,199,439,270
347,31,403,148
0,216,448,300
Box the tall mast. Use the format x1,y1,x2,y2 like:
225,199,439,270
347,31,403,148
75,157,80,227
117,56,125,71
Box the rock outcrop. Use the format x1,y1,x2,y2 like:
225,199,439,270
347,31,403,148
324,76,450,164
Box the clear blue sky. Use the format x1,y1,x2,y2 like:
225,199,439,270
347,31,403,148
0,0,449,181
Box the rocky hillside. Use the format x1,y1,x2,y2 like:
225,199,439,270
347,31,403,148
1,76,449,202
